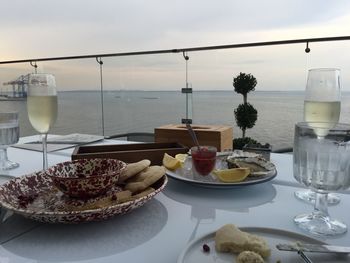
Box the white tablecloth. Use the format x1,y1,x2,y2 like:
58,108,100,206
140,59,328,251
1,138,350,262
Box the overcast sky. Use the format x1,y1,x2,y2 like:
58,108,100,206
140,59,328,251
1,0,350,91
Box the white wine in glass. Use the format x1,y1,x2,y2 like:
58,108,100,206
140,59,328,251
303,68,341,136
295,68,341,205
27,74,58,170
27,96,57,134
304,100,340,123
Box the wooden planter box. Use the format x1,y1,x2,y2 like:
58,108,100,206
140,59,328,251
72,142,189,165
154,124,233,151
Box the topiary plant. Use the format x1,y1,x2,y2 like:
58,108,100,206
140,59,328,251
233,72,258,139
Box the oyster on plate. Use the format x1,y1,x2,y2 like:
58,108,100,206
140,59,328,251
226,150,275,177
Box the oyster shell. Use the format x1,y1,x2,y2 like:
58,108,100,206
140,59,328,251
226,150,261,159
226,151,275,177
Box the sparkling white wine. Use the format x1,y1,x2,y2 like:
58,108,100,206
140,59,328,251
304,100,340,123
304,100,340,136
27,95,58,133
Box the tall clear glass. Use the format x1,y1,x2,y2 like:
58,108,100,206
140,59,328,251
27,74,58,170
0,112,19,170
293,122,350,236
295,68,341,205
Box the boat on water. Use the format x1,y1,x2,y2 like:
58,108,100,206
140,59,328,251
141,97,159,99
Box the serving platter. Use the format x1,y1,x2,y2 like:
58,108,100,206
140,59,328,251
0,171,167,223
178,227,349,263
166,154,277,188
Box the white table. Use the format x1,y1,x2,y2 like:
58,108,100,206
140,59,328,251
1,138,350,263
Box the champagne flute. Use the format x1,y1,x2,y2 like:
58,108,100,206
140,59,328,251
295,68,341,205
27,74,58,170
0,112,19,170
293,122,350,236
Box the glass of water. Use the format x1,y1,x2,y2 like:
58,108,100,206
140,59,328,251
295,68,342,205
293,122,350,236
0,112,20,170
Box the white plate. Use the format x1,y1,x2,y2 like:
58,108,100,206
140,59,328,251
178,227,349,263
166,156,277,188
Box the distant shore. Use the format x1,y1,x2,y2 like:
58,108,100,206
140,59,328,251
0,95,26,101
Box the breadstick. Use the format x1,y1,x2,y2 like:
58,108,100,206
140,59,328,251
124,166,165,193
118,159,151,183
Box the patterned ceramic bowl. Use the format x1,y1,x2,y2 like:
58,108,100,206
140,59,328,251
0,172,167,223
46,158,126,198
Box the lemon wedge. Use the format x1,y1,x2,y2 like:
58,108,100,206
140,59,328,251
175,153,188,164
213,168,250,183
163,153,182,170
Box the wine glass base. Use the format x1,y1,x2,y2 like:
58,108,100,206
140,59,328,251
294,190,340,205
0,160,19,170
294,212,347,236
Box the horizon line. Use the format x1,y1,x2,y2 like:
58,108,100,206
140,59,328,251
59,89,306,92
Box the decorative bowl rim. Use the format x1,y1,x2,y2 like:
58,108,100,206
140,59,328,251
46,158,126,179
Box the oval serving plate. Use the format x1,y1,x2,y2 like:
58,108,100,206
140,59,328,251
0,172,167,223
166,155,277,189
177,227,347,263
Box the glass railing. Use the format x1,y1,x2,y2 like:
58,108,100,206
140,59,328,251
1,36,349,150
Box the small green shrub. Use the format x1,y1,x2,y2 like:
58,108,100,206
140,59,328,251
232,137,258,150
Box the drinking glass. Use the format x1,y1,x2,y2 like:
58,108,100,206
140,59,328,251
0,112,19,170
27,73,58,170
293,122,350,236
295,68,341,205
191,146,217,176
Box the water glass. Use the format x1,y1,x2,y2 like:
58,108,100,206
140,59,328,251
293,122,350,236
0,112,20,170
191,146,217,176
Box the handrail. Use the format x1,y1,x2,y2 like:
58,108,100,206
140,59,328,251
0,36,349,65
272,147,293,153
105,132,154,142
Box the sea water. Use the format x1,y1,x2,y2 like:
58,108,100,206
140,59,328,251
2,90,350,149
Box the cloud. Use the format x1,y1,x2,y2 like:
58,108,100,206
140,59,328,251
0,0,350,90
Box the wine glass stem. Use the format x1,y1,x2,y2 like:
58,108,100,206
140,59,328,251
0,148,8,166
314,192,329,217
42,133,48,170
